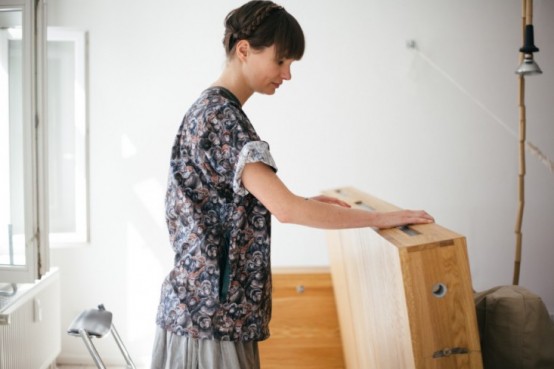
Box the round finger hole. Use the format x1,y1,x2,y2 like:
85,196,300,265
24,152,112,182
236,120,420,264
432,283,447,298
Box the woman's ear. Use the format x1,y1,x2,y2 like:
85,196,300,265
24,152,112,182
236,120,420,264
235,39,250,62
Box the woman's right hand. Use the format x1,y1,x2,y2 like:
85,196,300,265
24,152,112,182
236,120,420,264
374,210,435,229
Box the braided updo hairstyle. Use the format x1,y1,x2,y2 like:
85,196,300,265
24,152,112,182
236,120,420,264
223,0,305,61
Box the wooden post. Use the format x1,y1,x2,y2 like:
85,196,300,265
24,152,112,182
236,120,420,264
513,0,532,286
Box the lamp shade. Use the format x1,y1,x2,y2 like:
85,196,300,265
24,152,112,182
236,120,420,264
516,53,543,75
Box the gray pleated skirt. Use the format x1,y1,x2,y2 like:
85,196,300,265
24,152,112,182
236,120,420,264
150,326,261,369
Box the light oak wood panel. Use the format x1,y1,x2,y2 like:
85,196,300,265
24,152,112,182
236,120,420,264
324,187,483,369
259,268,345,369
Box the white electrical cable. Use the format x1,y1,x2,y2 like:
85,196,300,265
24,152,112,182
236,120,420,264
415,48,554,176
527,141,554,173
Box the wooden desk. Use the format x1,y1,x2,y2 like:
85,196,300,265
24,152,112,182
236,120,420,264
259,268,345,369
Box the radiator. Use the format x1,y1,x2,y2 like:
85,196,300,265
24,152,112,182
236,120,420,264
0,268,61,369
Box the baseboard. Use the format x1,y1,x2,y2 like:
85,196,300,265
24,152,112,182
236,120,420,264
56,354,147,368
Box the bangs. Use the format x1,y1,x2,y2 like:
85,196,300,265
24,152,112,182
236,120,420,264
257,10,305,60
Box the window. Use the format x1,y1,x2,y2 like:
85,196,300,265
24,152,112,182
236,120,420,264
0,11,25,267
47,27,88,245
0,0,48,283
0,2,87,283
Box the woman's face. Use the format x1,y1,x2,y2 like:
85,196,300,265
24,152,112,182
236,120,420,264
242,44,295,95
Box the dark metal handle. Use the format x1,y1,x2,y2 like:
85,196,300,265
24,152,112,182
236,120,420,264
433,347,469,358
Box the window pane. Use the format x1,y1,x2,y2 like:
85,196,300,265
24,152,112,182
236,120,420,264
0,10,26,266
48,40,76,233
47,28,88,245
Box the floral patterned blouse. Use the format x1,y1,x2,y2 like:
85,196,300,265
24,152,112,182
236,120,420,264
155,87,277,341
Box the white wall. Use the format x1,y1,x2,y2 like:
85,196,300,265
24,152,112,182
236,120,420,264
48,0,554,366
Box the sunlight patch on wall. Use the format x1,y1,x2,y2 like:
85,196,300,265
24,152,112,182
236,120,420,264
133,178,166,229
125,221,164,341
121,134,138,158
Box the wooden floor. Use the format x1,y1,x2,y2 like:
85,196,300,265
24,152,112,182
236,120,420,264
57,366,137,369
259,268,346,369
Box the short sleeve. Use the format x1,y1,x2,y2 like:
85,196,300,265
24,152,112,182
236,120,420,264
233,141,277,196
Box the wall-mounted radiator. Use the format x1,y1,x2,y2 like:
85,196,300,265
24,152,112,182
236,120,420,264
0,268,61,369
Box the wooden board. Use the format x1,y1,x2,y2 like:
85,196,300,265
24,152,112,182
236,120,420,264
259,268,346,369
324,187,483,369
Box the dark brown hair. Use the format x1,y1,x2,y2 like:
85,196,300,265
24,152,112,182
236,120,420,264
223,0,305,61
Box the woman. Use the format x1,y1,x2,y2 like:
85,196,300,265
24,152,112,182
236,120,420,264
152,1,434,368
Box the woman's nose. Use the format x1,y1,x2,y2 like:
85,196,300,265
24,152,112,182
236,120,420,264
281,65,291,80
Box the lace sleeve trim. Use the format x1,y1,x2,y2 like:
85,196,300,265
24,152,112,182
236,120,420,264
233,141,277,195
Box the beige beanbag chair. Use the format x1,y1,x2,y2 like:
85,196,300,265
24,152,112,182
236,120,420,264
475,286,554,369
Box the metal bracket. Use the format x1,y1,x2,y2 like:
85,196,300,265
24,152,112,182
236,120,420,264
433,347,469,358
